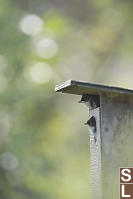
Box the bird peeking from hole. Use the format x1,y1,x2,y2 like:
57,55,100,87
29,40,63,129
79,94,100,110
84,116,97,143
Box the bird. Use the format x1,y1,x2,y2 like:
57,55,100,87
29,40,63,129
84,116,97,143
84,116,96,133
78,94,100,110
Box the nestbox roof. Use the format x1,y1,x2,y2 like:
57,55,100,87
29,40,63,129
55,80,133,95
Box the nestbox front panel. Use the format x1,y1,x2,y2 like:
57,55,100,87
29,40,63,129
89,107,102,199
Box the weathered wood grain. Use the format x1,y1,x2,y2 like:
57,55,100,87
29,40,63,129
89,107,102,199
101,93,133,199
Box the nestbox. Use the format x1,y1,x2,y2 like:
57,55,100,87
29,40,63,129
55,80,133,199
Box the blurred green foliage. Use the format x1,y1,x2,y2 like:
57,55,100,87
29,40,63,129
0,0,133,198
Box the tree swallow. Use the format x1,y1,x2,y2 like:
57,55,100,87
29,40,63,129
79,94,100,110
84,116,96,133
84,116,97,143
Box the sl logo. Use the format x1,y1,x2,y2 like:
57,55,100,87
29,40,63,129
120,168,133,198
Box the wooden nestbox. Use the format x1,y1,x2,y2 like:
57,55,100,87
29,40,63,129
55,80,133,199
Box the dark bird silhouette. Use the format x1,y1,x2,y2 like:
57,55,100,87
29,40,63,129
79,94,100,110
84,116,96,133
84,116,97,143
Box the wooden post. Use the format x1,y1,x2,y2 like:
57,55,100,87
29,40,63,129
89,107,102,199
55,80,133,199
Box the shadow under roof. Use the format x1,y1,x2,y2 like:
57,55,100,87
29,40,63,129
55,80,133,96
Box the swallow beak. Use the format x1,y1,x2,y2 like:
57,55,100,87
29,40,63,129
84,122,88,125
78,100,82,103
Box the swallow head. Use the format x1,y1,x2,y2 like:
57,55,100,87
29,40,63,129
79,94,90,103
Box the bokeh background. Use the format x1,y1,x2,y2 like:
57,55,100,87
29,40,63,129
0,0,133,198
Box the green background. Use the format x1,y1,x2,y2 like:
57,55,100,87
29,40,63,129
0,0,133,198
